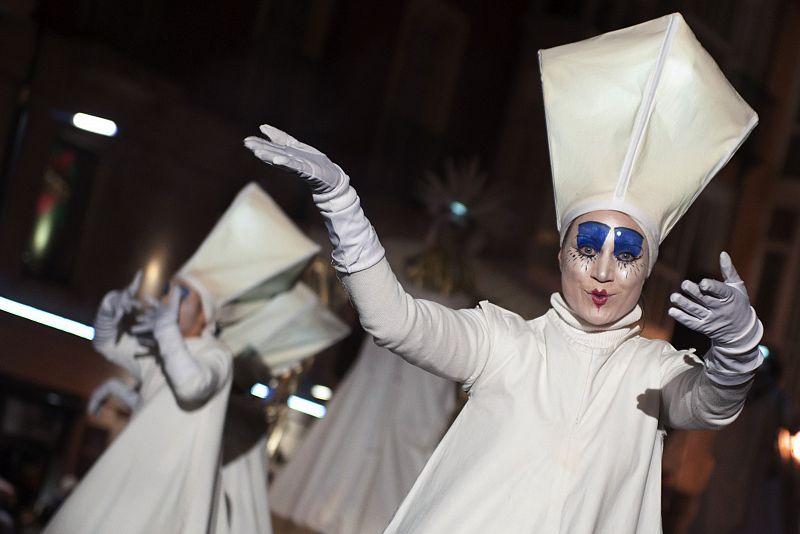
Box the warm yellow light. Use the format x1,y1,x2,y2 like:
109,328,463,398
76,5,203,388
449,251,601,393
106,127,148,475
778,428,800,464
311,384,333,401
142,254,165,297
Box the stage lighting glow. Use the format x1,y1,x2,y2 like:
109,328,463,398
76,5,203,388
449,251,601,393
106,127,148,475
449,200,468,217
250,383,270,399
288,395,326,418
0,296,94,339
142,254,166,297
778,428,800,464
758,344,770,358
310,384,333,401
72,113,118,137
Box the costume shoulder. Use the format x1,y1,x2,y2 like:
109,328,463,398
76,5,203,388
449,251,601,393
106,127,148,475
640,337,704,383
476,300,538,337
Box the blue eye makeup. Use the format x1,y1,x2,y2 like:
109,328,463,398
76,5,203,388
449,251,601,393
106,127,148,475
613,227,644,261
162,283,191,300
576,222,611,254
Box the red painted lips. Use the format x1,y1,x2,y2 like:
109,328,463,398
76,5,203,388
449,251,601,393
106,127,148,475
590,289,609,307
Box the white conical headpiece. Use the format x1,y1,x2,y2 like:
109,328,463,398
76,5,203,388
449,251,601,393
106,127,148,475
177,182,320,308
539,13,757,270
219,282,350,372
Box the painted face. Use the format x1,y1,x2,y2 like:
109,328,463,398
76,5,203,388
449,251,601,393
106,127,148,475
558,210,648,326
163,279,207,337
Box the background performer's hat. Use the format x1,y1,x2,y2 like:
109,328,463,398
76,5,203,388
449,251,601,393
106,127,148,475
178,182,320,308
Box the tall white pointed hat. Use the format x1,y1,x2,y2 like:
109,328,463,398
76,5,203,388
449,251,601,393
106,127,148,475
539,13,757,270
178,182,320,309
219,282,350,372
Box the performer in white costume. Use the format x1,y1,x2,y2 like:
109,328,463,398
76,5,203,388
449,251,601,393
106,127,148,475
44,272,232,534
268,162,524,533
269,240,470,534
45,183,347,534
245,13,764,533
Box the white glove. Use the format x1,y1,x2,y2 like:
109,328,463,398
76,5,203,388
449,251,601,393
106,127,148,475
668,252,764,385
133,286,205,389
87,378,140,414
244,124,385,273
93,271,143,356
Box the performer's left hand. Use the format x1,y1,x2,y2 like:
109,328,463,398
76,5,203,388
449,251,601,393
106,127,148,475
668,251,762,357
668,252,761,349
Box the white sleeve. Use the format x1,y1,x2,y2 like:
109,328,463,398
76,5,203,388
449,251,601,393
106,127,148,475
660,346,752,430
342,258,494,385
161,338,232,407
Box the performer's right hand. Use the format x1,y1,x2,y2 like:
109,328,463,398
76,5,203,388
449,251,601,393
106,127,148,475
243,124,385,275
93,270,142,354
243,124,344,194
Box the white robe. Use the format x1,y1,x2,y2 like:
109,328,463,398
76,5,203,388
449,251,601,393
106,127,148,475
269,239,471,534
342,259,752,534
44,332,232,534
268,335,457,533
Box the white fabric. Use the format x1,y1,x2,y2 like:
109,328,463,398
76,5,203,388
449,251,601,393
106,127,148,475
87,378,140,414
341,259,753,533
312,174,386,273
244,125,386,274
269,250,468,533
44,333,232,534
178,182,320,306
220,282,350,373
539,13,758,269
269,337,456,534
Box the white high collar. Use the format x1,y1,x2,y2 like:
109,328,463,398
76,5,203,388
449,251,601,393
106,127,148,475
548,292,642,351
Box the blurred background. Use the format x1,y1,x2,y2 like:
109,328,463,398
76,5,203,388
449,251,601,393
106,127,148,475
0,0,798,532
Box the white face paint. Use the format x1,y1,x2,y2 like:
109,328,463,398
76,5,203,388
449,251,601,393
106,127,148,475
558,210,649,326
164,278,206,337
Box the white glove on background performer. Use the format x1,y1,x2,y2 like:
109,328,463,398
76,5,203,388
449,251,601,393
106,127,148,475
93,271,142,355
133,286,209,399
87,378,140,414
244,124,385,273
669,251,764,385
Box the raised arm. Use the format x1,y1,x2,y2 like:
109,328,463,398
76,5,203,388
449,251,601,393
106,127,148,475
660,252,763,429
92,271,147,379
244,125,493,383
138,286,231,407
